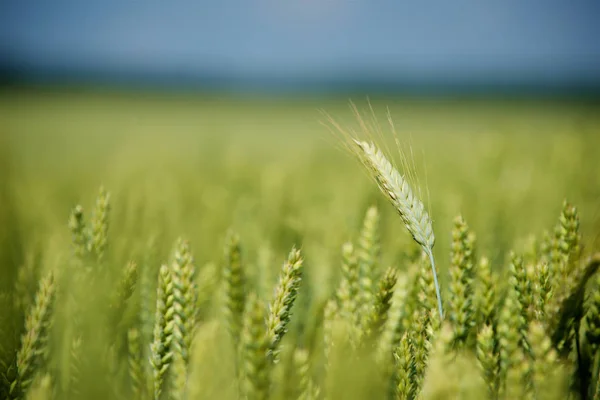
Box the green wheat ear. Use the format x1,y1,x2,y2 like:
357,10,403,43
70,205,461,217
240,294,270,400
149,264,175,400
336,242,360,326
352,140,442,319
127,328,145,400
527,321,567,399
475,256,496,327
68,336,82,398
171,238,197,364
357,206,381,327
15,271,56,397
90,186,111,262
223,231,247,348
548,253,600,353
366,266,398,344
476,324,498,398
448,215,476,347
266,247,303,362
394,333,415,400
109,261,138,333
68,205,88,262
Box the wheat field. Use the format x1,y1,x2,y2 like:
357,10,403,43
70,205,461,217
1,89,600,399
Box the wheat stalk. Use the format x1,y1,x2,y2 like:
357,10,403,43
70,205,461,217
352,139,442,319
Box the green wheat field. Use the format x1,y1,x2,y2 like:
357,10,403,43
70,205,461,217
1,89,600,399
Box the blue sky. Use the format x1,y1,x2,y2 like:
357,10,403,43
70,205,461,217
1,1,600,88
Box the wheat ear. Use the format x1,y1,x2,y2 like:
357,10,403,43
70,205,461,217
352,140,442,319
16,271,56,396
149,265,175,400
266,247,303,362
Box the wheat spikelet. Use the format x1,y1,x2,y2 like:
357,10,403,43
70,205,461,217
507,252,530,352
266,247,303,362
476,324,499,398
114,261,139,306
223,232,247,348
109,261,138,332
149,264,175,400
533,260,552,321
89,186,110,262
475,256,496,327
352,140,442,319
375,269,411,371
240,294,270,400
15,271,56,397
497,290,521,398
352,140,434,251
409,309,435,398
171,238,197,364
448,216,476,347
336,242,360,327
552,200,581,281
127,329,145,400
547,253,600,353
68,205,88,261
394,333,415,400
68,336,82,398
357,206,380,326
366,266,397,344
332,243,362,350
527,321,567,399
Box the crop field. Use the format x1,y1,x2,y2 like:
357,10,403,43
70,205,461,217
1,88,600,399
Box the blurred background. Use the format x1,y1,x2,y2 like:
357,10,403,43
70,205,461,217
2,1,600,95
1,1,600,286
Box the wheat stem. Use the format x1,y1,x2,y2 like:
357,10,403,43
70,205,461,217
425,249,443,321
